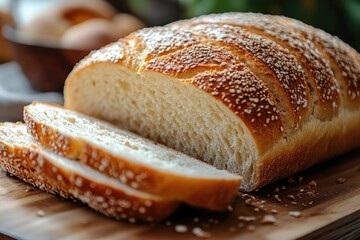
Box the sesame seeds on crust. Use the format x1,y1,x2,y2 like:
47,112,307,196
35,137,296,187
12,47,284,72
134,27,199,60
280,15,360,105
0,123,178,223
191,64,284,151
187,13,340,118
182,23,309,123
74,40,128,71
71,13,360,145
144,43,237,77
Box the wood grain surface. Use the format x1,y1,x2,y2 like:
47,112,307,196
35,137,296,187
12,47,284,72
0,150,359,240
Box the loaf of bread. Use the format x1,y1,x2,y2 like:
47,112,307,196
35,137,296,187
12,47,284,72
24,102,241,211
0,122,178,222
64,13,360,191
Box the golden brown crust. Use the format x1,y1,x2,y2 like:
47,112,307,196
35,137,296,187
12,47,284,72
190,64,284,152
180,13,340,120
188,23,309,125
134,27,200,61
0,123,178,222
66,13,360,191
140,23,309,131
144,43,235,78
278,16,360,107
255,110,360,190
24,103,241,211
73,40,129,71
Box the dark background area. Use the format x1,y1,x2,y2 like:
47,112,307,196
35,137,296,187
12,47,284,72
112,0,360,52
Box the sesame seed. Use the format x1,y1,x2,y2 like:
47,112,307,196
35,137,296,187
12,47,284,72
145,200,152,207
238,216,256,222
261,214,277,224
289,211,302,218
192,227,211,238
175,225,188,233
75,177,83,187
131,182,139,189
139,207,146,214
125,170,134,179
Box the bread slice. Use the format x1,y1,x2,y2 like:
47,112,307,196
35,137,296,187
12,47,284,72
0,122,178,222
24,102,242,211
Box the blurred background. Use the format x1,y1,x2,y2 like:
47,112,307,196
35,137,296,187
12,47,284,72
0,0,359,121
130,0,360,53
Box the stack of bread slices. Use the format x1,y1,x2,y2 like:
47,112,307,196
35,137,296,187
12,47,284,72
0,102,241,223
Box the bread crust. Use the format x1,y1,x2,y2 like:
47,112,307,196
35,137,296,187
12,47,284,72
0,123,178,222
64,13,360,191
24,102,241,211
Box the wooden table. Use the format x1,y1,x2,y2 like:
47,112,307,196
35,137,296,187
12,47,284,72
0,150,359,240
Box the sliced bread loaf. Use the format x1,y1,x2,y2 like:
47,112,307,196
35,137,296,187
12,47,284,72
63,13,360,191
24,102,242,211
0,122,178,222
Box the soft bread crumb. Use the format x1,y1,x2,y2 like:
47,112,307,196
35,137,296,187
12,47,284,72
271,209,278,214
247,225,256,232
298,176,304,183
238,216,256,222
308,180,317,188
174,225,188,233
192,227,211,238
273,194,282,203
336,177,346,184
261,214,277,224
287,194,295,200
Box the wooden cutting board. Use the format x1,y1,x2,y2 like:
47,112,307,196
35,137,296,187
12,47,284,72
0,150,359,240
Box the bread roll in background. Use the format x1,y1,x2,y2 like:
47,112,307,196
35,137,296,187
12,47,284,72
60,15,145,50
60,19,119,50
0,9,13,62
18,0,116,44
112,13,146,38
16,0,144,50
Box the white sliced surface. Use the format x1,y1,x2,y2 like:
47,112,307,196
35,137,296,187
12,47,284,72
28,103,239,179
0,123,165,200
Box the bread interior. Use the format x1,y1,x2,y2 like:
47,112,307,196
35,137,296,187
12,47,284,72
66,64,258,188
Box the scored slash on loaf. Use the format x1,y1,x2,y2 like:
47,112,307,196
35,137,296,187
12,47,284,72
64,12,360,191
23,102,242,211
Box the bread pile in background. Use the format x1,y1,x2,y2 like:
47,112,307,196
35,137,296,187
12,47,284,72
17,0,144,50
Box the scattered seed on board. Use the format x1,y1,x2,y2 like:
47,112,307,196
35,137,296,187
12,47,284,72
261,214,277,224
274,194,282,203
308,180,317,188
175,225,188,233
192,227,211,238
336,177,346,184
247,225,256,232
238,216,256,222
